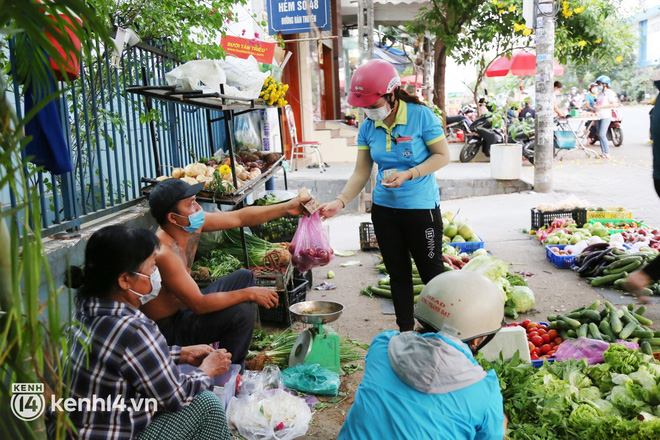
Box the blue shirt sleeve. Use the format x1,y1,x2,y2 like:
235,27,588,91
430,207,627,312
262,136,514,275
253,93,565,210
419,106,444,144
474,370,505,440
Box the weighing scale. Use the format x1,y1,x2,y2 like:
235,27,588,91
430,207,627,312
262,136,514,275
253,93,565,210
289,301,344,373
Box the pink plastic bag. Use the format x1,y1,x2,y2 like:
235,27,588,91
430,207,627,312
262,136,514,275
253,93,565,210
289,211,334,272
554,337,640,365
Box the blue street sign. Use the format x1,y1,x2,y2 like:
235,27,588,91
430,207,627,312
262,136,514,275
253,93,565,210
267,0,331,35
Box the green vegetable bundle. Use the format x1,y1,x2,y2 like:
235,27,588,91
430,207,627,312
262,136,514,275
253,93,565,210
191,249,243,279
222,228,288,267
548,301,658,351
479,345,660,440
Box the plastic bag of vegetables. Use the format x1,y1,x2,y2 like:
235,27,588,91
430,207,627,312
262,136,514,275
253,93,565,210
290,211,334,272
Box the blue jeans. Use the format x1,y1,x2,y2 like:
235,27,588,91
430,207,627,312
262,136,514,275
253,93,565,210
597,118,611,154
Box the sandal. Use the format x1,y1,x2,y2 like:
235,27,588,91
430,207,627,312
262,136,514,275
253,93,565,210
600,153,611,159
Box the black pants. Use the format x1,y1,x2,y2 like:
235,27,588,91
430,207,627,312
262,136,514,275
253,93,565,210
157,269,255,369
371,204,445,331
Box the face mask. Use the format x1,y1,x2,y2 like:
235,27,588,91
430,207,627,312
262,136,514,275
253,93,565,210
128,267,162,305
364,104,392,122
598,86,604,92
173,208,205,232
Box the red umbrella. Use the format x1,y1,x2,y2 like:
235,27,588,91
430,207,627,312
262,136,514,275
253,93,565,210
400,75,423,86
485,49,564,77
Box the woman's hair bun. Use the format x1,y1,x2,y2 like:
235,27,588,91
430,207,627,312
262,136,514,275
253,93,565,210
65,266,85,289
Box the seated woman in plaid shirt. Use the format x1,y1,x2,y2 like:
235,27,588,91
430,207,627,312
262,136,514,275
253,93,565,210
49,225,232,440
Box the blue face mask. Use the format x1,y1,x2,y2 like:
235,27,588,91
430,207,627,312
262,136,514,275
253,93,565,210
173,208,205,232
598,86,604,92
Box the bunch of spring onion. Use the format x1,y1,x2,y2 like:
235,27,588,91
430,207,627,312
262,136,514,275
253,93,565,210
222,228,290,267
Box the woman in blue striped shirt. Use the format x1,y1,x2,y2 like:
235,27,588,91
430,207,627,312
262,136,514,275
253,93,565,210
48,225,231,440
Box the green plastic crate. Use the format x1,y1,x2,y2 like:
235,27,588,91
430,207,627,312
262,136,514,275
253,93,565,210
588,219,651,233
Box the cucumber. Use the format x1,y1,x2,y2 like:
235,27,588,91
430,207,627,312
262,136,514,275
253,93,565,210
639,287,654,296
599,320,616,340
605,301,616,311
412,277,423,285
567,329,577,338
587,300,601,310
368,286,392,298
413,285,425,295
627,303,635,311
630,329,655,339
640,338,660,346
604,256,643,272
618,321,638,340
635,305,647,316
591,272,628,287
600,308,610,318
654,330,660,338
560,330,570,340
622,309,640,325
562,316,582,328
588,323,602,340
547,315,558,322
640,341,653,356
577,323,589,338
609,310,623,334
580,309,601,322
601,334,613,342
633,313,653,326
566,311,582,319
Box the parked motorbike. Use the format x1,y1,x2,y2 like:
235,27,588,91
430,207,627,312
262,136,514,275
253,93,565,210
445,113,472,143
459,113,499,162
587,109,623,147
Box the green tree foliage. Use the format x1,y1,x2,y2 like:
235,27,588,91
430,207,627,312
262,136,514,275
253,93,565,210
408,0,635,113
91,0,247,60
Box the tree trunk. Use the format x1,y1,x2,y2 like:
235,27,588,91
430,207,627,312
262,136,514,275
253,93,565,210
433,39,447,121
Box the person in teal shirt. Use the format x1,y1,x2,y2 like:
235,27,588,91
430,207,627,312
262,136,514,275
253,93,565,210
319,59,450,331
338,271,507,440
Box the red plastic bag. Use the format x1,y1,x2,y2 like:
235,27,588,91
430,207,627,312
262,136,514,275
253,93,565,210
289,211,334,272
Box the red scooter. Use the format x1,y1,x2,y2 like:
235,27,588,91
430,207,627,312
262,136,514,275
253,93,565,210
587,109,623,147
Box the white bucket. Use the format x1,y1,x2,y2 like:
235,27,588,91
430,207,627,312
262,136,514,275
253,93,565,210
490,143,523,180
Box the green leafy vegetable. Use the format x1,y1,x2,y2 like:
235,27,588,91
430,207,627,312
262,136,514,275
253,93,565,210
508,286,536,313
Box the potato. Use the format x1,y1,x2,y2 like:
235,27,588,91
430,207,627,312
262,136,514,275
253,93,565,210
171,167,184,179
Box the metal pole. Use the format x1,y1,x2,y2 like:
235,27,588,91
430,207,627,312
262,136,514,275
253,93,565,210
533,0,556,193
357,0,374,62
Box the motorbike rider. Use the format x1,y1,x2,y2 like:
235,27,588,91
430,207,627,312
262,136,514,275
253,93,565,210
518,98,535,120
337,270,507,440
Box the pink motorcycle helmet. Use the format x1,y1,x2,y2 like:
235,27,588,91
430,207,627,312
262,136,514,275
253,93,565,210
348,59,401,108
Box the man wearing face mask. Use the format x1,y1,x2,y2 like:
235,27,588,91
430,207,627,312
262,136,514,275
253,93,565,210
143,179,309,369
319,58,450,332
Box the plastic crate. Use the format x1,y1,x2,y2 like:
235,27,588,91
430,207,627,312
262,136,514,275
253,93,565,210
586,207,633,220
446,236,485,253
179,364,240,409
254,264,293,292
359,222,379,251
259,277,309,325
250,215,301,243
588,219,650,233
530,207,587,231
545,244,578,269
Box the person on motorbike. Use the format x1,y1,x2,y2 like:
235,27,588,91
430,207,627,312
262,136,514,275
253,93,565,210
518,98,535,121
594,75,619,159
584,83,599,140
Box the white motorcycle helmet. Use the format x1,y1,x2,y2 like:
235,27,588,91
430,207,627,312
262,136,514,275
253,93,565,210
415,271,504,350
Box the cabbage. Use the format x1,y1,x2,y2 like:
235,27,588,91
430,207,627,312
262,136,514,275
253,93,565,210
508,286,535,313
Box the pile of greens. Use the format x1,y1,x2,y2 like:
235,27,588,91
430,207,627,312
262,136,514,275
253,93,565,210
191,249,243,279
479,345,660,439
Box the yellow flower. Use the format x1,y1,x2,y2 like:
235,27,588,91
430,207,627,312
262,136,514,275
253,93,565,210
616,56,623,62
574,6,585,13
557,46,562,50
595,38,602,43
578,40,587,47
219,165,231,176
492,0,498,3
509,5,516,11
497,2,505,7
523,29,532,36
499,9,504,14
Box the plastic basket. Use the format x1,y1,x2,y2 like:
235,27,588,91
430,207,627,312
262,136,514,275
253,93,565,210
179,364,240,409
586,207,633,220
531,208,587,231
254,264,293,292
359,222,379,251
588,219,650,233
259,277,309,325
545,244,578,269
554,130,576,150
446,236,485,253
250,215,301,243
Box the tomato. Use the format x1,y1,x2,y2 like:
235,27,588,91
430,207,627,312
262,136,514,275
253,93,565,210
540,344,553,354
536,328,547,336
540,355,549,359
530,353,540,360
541,334,551,344
547,350,556,356
547,329,559,339
554,337,563,345
521,319,532,329
530,335,543,346
528,342,536,351
528,331,539,339
508,322,518,327
534,347,542,356
526,323,538,331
